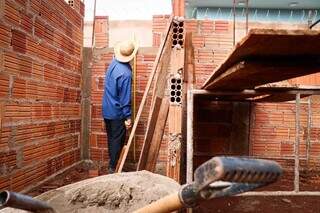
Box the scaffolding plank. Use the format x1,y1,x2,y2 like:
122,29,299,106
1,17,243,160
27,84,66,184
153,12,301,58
136,28,172,171
254,94,310,102
202,29,320,90
205,59,320,90
143,98,169,171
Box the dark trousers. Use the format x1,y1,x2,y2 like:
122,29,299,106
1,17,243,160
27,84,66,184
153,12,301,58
104,119,126,169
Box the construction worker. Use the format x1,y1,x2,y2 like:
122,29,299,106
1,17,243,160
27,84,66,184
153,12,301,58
102,39,138,174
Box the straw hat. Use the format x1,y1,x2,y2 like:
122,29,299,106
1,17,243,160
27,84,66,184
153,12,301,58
114,39,139,63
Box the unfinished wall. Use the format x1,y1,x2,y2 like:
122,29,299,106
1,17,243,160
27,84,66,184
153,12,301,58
88,15,320,181
94,16,108,48
152,15,171,47
0,0,84,191
109,20,152,47
152,17,320,182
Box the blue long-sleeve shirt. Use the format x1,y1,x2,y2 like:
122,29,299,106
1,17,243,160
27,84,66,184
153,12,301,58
102,58,132,120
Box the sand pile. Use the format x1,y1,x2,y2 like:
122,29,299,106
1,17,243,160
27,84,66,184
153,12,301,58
1,171,180,213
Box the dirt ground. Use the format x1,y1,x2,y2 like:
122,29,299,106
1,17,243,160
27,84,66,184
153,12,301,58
5,163,320,213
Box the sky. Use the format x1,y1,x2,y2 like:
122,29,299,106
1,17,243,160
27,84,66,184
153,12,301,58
84,0,172,21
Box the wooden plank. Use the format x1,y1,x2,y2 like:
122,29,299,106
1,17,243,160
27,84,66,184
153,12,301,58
80,48,92,160
205,59,320,90
144,99,169,171
137,46,171,171
306,97,311,162
116,16,173,173
184,32,195,87
115,145,127,171
254,94,310,102
186,90,194,183
191,89,320,102
136,98,162,170
294,93,300,192
203,29,320,90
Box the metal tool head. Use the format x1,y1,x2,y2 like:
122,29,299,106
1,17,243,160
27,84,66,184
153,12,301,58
193,156,282,193
179,157,283,207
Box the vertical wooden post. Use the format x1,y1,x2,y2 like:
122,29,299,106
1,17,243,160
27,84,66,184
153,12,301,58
132,54,137,162
80,48,93,160
306,96,312,162
186,90,194,184
294,93,300,192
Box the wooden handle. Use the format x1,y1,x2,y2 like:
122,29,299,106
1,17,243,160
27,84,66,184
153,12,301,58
115,145,127,172
133,192,183,213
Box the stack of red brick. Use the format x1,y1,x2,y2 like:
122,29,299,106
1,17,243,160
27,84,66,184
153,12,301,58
0,0,84,191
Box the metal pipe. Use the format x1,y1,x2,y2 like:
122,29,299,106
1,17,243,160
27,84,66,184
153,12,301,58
0,191,53,212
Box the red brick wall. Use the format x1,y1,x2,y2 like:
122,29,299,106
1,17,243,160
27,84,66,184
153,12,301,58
153,16,320,164
182,20,320,160
152,15,171,47
0,0,84,191
172,0,185,17
89,16,320,177
94,16,108,48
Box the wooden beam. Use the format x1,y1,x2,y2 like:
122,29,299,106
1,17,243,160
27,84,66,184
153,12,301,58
254,94,310,102
294,93,300,192
203,29,320,90
241,191,320,196
184,32,195,88
137,45,171,171
306,96,312,162
186,90,194,184
116,16,173,173
80,48,92,160
191,89,320,96
143,99,170,171
204,59,320,90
